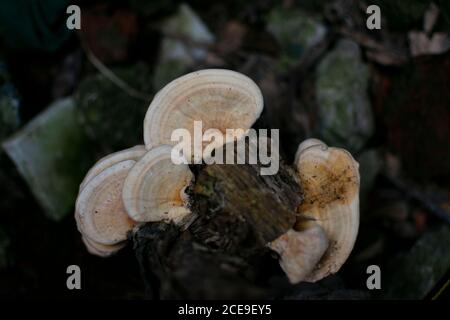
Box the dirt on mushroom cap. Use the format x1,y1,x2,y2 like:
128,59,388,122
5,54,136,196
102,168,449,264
76,160,137,246
294,140,360,282
297,148,359,213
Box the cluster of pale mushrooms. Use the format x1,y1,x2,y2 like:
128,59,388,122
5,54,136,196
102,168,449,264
75,69,360,284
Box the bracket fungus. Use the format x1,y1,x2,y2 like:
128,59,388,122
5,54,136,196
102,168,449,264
268,138,359,284
73,69,360,294
293,138,360,282
76,161,137,245
82,235,127,258
122,145,194,224
143,69,264,159
268,224,329,284
79,145,146,191
75,146,146,255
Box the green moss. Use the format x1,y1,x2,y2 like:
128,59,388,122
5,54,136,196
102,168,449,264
76,63,152,153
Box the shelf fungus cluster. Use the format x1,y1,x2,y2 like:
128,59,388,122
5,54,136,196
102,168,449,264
74,69,360,285
75,69,263,256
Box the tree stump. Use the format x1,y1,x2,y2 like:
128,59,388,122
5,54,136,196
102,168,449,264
132,159,303,299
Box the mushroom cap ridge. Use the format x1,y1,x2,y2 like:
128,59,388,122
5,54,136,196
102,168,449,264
122,145,194,224
76,160,137,245
79,145,146,191
82,235,126,257
143,69,264,155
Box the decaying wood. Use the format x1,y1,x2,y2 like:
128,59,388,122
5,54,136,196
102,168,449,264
132,159,303,299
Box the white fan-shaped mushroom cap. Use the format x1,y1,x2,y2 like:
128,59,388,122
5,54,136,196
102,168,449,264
268,224,329,284
122,145,194,224
294,138,326,160
76,160,137,245
294,139,360,282
82,236,126,257
143,69,263,159
79,145,146,191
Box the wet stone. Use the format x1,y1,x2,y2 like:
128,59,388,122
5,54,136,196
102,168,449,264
315,39,374,153
2,98,93,220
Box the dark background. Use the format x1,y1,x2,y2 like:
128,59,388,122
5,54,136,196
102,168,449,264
0,0,449,299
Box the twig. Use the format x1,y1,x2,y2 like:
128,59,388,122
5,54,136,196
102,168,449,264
79,38,152,102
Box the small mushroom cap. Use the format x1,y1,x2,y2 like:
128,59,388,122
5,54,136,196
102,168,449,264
76,160,137,245
295,138,326,159
79,145,146,191
122,145,194,224
268,224,329,284
143,69,263,156
82,236,126,257
294,138,360,282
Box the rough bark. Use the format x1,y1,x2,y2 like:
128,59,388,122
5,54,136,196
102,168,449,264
132,160,303,299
